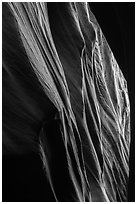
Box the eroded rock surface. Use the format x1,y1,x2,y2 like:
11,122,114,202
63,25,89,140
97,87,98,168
3,2,130,201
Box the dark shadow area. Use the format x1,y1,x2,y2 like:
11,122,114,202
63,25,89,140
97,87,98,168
2,154,56,201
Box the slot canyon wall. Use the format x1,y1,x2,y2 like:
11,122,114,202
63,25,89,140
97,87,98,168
2,2,134,202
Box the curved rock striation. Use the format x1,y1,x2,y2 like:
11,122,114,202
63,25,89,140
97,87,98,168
3,2,130,202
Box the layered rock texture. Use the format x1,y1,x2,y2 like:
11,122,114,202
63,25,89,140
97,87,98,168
3,2,130,202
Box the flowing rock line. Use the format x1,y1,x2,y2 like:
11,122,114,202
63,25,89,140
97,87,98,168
3,2,130,201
